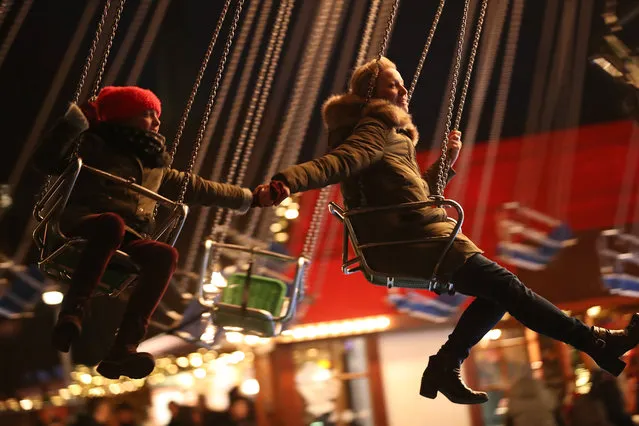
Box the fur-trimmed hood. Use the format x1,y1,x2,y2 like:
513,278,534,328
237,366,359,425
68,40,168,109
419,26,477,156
321,93,419,145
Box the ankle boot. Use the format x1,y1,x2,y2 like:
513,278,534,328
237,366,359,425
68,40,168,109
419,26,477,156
96,315,155,380
420,354,488,405
578,313,639,377
51,298,86,353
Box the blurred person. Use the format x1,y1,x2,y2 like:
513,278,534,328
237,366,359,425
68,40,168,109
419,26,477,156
114,402,138,426
590,369,635,426
505,375,557,426
71,398,111,426
166,401,182,426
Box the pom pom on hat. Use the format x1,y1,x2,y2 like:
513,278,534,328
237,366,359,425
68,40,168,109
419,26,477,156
92,86,161,123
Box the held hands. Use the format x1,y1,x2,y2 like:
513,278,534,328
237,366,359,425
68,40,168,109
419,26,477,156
446,130,462,168
252,180,291,208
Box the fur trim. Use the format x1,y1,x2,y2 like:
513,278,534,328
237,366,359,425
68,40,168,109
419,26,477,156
321,93,419,144
65,103,90,132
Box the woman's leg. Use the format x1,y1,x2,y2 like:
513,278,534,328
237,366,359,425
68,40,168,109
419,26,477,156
422,254,639,404
97,239,178,379
53,213,126,352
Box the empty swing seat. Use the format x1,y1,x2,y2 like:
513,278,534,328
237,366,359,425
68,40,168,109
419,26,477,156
328,200,464,294
388,290,466,323
215,273,288,337
32,158,188,297
199,241,310,338
0,263,47,319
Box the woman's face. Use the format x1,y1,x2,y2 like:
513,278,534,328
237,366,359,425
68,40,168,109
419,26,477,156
122,109,161,133
375,67,408,111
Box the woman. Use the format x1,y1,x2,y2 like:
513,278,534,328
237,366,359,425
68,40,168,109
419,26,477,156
253,57,639,405
35,86,254,380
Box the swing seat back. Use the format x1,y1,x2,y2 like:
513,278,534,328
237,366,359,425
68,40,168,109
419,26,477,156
32,158,188,298
328,200,463,294
221,273,287,315
39,236,140,297
214,274,288,338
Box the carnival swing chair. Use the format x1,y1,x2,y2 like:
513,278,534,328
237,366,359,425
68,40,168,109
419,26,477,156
330,0,487,295
184,0,309,339
495,202,577,271
598,229,639,296
597,122,639,296
30,0,238,299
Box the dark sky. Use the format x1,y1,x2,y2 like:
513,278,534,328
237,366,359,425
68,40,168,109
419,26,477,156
0,0,635,396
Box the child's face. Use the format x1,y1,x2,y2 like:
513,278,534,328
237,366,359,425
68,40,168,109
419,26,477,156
124,109,161,133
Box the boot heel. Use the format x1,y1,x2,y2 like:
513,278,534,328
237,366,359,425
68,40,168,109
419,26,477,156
419,377,438,399
597,356,626,377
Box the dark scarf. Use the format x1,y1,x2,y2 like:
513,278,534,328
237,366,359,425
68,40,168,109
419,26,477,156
90,122,172,168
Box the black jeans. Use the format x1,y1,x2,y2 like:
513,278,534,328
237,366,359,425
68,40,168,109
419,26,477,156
439,254,590,361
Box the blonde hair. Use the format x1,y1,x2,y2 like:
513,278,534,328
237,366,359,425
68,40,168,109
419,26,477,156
349,56,397,98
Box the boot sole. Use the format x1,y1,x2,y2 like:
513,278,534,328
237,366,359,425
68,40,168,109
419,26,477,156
51,322,81,353
420,377,489,405
96,356,155,380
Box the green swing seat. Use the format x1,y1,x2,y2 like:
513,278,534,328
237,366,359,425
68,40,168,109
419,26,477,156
200,241,309,338
215,273,288,337
32,158,188,297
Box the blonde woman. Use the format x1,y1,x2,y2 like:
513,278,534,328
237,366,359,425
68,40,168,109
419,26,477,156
254,57,639,405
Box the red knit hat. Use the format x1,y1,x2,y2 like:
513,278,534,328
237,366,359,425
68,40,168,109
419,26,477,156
90,86,161,123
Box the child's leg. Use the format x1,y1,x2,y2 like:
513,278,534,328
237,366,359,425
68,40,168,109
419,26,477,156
53,213,126,352
97,239,178,379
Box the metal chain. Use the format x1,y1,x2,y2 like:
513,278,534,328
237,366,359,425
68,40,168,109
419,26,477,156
365,0,400,104
434,0,472,197
72,0,113,104
355,0,381,68
242,0,297,238
90,0,127,100
175,0,265,293
252,0,334,242
407,0,445,103
175,0,246,205
208,0,292,267
453,0,487,130
167,0,233,162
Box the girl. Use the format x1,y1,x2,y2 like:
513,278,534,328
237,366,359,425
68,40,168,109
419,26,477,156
253,57,639,405
36,86,255,380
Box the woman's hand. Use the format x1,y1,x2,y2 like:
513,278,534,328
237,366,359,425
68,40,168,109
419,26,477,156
447,130,462,168
251,181,291,207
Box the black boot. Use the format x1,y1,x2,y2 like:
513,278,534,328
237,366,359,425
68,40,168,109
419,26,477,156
576,313,639,377
420,354,488,405
51,298,86,353
96,315,155,380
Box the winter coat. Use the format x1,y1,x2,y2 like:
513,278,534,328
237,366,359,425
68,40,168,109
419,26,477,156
506,376,558,426
34,104,253,237
274,93,482,278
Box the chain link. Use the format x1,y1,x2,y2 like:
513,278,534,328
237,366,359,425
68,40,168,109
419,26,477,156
168,0,233,162
208,0,293,267
454,0,487,130
365,0,400,104
72,0,113,104
434,0,472,197
175,0,245,205
407,0,445,103
90,0,127,100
